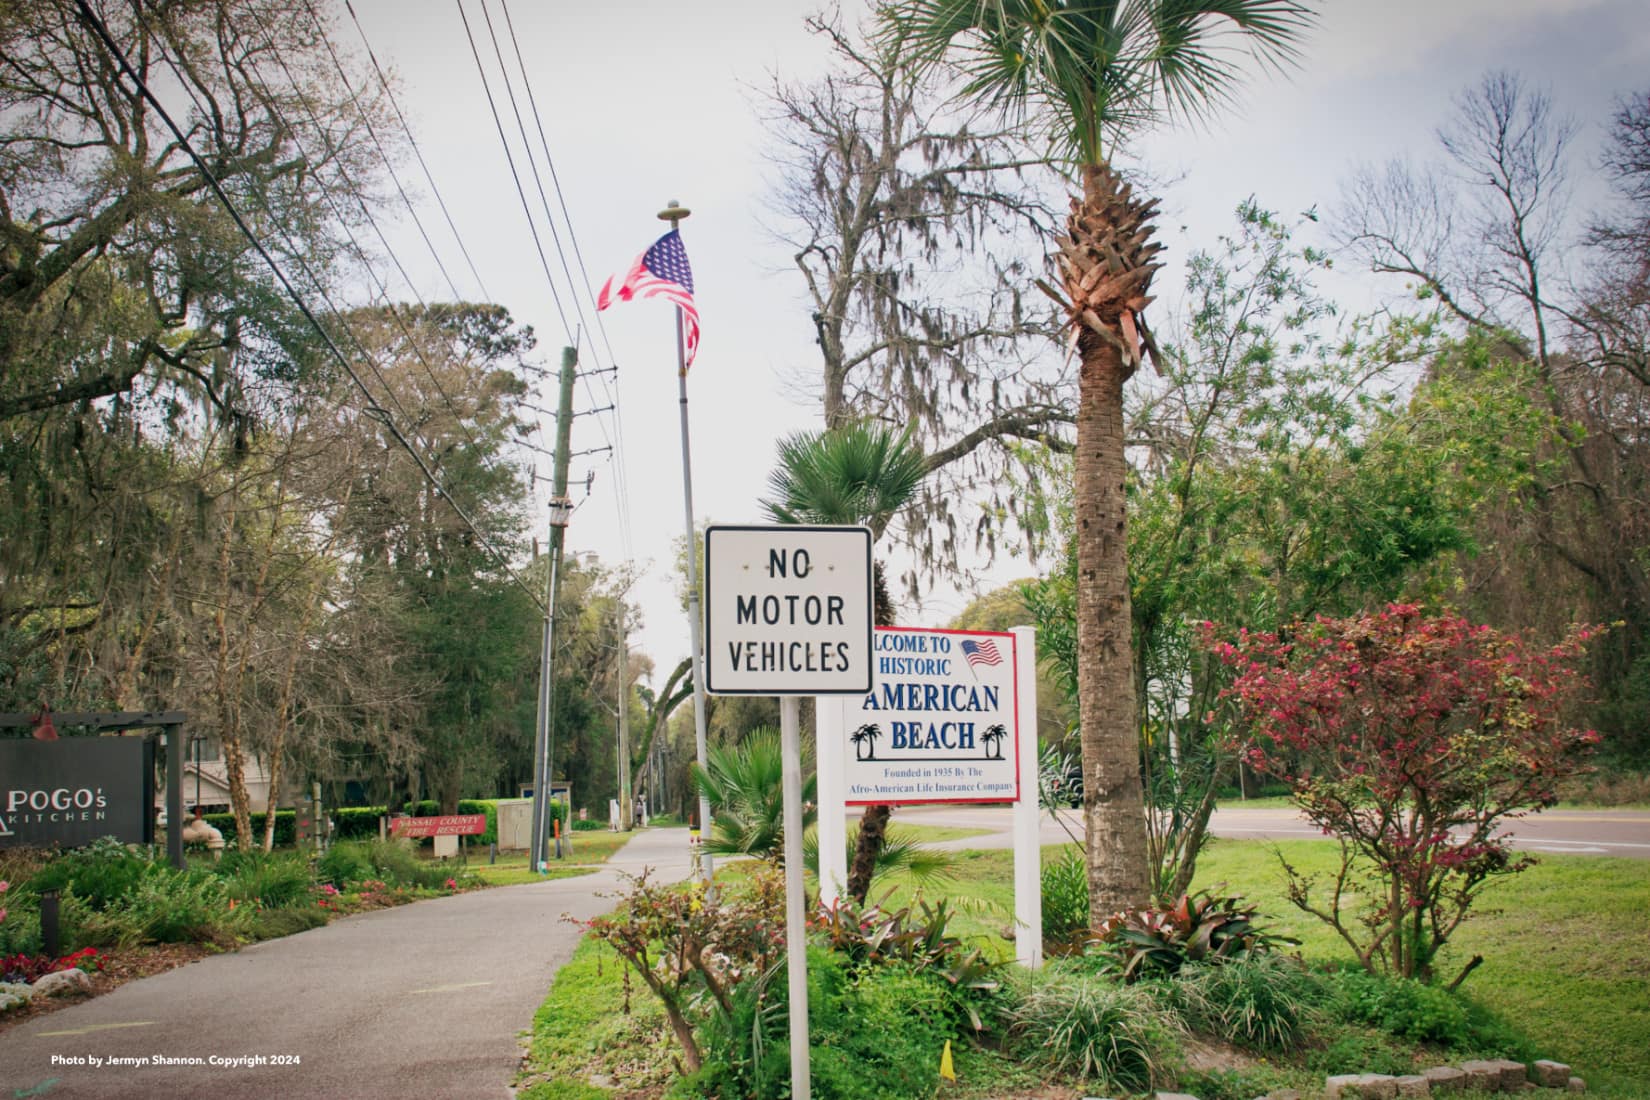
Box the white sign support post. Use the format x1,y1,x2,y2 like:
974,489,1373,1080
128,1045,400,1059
815,698,848,904
1010,625,1043,968
705,524,874,1100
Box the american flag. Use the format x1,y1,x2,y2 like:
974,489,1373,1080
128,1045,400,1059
960,639,1003,669
597,229,700,367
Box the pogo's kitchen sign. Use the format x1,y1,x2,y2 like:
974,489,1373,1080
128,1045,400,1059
0,737,155,848
843,627,1019,805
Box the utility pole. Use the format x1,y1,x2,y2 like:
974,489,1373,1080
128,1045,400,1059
530,345,577,873
617,608,633,830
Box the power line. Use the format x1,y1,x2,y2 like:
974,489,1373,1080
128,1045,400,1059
453,0,573,345
246,16,542,515
341,0,494,302
489,0,636,560
73,0,547,615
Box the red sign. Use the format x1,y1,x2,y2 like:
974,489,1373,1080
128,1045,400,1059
390,813,486,838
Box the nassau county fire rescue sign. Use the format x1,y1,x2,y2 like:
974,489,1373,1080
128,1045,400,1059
705,525,873,696
843,626,1019,805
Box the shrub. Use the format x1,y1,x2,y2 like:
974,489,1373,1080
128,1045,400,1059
1167,954,1327,1050
215,851,313,909
1042,846,1089,951
1007,970,1179,1094
1330,968,1472,1046
203,810,295,847
1092,888,1293,981
1208,606,1600,982
808,893,1001,1031
362,839,450,889
571,818,606,831
28,840,150,911
316,842,373,887
693,948,963,1100
586,867,788,1073
117,870,239,945
1307,1030,1417,1077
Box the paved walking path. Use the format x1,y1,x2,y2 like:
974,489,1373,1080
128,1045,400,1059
0,827,697,1100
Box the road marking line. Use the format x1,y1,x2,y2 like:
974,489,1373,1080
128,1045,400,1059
410,981,492,994
38,1021,156,1037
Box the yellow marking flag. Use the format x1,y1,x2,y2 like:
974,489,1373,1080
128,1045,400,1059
939,1039,956,1081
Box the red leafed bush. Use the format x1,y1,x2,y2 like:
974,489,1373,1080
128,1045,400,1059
1203,604,1599,984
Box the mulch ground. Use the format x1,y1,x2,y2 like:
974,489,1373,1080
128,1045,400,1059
0,943,217,1035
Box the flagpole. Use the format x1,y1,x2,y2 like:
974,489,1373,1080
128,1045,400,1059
661,200,716,894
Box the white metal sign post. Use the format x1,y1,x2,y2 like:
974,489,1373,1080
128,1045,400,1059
704,524,874,1100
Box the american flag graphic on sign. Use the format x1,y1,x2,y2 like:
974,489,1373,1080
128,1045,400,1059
960,639,1003,669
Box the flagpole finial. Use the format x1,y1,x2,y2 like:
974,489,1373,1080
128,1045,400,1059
657,200,691,227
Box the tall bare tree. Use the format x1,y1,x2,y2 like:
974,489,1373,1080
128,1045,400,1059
766,12,1072,581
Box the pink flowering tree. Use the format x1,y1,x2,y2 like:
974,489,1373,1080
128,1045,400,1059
1204,604,1599,984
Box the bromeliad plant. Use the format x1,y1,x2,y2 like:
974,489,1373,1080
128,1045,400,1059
1205,604,1600,984
1092,888,1294,981
809,893,1001,1029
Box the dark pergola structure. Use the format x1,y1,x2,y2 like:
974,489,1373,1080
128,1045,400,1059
0,711,187,868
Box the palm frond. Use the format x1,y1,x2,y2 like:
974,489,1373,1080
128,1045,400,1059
880,0,1314,165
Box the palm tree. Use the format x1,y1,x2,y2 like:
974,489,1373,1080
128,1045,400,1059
981,723,1007,760
691,727,818,861
852,723,882,761
762,421,926,902
881,0,1312,917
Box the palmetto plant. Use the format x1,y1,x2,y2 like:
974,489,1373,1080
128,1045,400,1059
880,0,1313,917
691,728,817,861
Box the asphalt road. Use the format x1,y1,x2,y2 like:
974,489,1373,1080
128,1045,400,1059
0,827,698,1100
898,803,1650,860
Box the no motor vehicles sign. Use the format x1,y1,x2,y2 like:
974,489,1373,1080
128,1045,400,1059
705,525,873,695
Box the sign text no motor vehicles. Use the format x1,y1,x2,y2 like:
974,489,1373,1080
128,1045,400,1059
705,525,873,696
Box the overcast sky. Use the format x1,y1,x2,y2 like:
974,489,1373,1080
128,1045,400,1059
341,0,1650,679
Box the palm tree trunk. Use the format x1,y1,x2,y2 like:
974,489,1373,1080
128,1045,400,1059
846,560,897,903
1068,162,1156,920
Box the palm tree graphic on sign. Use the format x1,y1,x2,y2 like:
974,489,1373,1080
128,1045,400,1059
981,724,1008,761
851,723,882,761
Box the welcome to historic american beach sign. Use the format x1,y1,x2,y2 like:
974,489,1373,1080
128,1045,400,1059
841,626,1019,805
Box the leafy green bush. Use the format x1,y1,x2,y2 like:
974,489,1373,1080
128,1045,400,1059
119,870,239,945
332,807,387,841
809,894,1001,1031
28,839,150,911
691,948,963,1100
1166,954,1327,1050
316,842,373,887
215,851,313,909
1330,968,1472,1045
1093,888,1294,981
203,810,295,847
1307,1029,1417,1077
1041,846,1089,951
363,839,453,889
571,818,607,831
1006,970,1179,1093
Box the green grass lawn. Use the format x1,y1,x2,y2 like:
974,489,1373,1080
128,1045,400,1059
887,822,997,843
466,829,644,886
